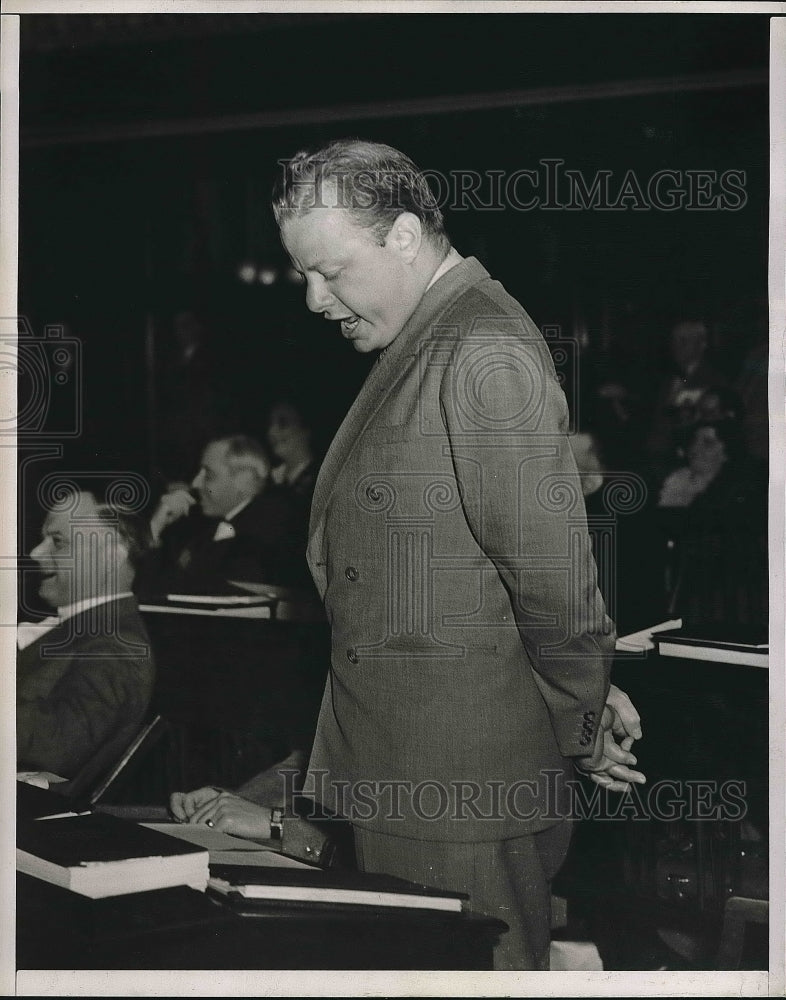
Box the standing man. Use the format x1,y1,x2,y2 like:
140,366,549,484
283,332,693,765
272,139,644,970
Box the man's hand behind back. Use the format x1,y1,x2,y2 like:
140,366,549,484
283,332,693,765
575,685,646,793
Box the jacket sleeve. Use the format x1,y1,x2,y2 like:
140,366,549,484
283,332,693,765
439,316,615,757
17,638,154,777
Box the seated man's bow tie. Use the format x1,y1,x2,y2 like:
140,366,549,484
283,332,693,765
212,520,236,542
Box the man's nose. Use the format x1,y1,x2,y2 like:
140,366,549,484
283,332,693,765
304,275,333,314
29,539,46,561
191,470,204,491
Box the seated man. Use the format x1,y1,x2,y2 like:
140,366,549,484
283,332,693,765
137,434,305,596
17,490,155,784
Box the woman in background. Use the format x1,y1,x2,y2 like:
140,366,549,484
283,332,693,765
266,397,320,509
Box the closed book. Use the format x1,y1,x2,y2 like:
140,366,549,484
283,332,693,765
17,811,210,899
208,864,467,912
164,593,277,607
654,625,768,667
139,600,273,618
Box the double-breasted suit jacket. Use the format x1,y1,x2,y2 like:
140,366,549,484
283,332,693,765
305,258,616,842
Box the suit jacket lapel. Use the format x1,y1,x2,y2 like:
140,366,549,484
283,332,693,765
308,257,487,538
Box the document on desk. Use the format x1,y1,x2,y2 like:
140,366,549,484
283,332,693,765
615,618,683,652
141,823,312,868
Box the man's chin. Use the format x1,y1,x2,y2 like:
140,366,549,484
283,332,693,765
350,338,376,354
38,581,63,609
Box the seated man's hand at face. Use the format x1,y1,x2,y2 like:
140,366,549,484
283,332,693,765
150,489,197,544
169,786,272,840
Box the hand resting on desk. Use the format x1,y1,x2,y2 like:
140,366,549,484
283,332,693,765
170,786,273,840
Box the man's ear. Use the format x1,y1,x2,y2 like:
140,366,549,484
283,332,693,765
114,540,130,567
385,212,423,264
96,528,129,580
236,466,264,496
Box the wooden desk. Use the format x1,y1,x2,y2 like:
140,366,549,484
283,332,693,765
138,604,330,791
16,873,506,971
554,646,769,968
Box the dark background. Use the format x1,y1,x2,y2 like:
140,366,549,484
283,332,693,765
17,10,770,506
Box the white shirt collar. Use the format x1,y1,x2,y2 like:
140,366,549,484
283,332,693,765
223,497,252,524
57,592,134,622
18,593,133,650
426,248,463,291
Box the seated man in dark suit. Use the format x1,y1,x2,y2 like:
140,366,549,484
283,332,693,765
17,490,155,784
137,434,306,596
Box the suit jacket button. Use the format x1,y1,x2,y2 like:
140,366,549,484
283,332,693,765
346,647,359,664
345,566,359,581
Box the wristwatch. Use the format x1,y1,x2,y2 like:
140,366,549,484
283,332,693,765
269,807,284,841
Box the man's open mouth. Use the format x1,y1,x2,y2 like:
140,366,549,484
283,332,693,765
338,316,360,335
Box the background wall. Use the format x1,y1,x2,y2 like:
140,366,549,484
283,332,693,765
17,10,770,500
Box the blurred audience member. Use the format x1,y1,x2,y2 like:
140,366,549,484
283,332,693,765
734,338,769,463
17,490,155,783
646,318,727,475
655,419,766,626
657,422,732,510
656,417,764,517
266,397,319,507
137,434,302,595
265,396,321,592
574,429,668,635
695,384,743,425
569,430,605,499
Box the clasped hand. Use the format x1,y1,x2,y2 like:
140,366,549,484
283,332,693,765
169,786,273,840
574,684,646,793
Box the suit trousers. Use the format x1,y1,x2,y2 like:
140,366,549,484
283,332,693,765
353,819,573,971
